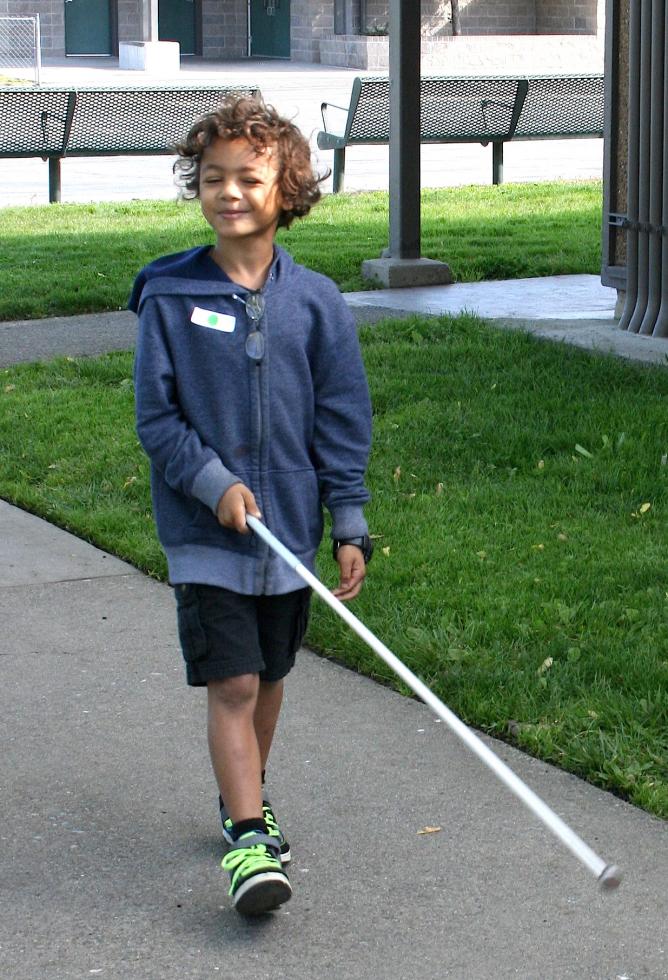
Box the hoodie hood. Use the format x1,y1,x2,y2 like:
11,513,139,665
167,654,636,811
128,244,297,314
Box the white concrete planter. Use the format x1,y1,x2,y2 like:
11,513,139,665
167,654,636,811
119,41,180,75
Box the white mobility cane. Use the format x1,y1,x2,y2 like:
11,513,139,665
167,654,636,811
247,516,621,891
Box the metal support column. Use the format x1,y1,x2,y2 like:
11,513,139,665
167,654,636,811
143,0,160,42
387,0,421,259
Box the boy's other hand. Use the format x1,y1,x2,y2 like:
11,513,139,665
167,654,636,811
332,545,366,602
216,483,261,534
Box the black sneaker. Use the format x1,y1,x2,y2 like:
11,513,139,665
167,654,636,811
221,831,292,915
220,797,291,865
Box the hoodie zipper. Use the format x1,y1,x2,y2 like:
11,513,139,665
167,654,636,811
233,289,268,589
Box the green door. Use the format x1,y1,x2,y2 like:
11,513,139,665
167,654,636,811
64,0,111,55
159,0,197,56
250,0,290,59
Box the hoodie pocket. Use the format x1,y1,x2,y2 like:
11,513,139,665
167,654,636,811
269,468,323,556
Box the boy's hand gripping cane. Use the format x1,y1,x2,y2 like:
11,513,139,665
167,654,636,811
246,515,621,891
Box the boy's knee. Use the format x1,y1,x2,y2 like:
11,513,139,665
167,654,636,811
208,673,259,710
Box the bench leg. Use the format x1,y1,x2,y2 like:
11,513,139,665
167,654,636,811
332,148,345,194
492,142,504,185
48,157,62,203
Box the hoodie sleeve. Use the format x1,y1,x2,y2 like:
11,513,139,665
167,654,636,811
133,295,241,514
310,288,372,540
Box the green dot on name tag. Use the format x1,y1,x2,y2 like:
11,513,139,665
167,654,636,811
208,313,219,327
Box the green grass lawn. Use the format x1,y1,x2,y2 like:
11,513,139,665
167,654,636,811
1,313,666,819
0,180,602,320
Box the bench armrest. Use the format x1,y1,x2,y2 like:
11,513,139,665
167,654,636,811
320,100,351,136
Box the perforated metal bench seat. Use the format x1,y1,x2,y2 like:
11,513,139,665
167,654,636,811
317,73,604,191
0,83,260,202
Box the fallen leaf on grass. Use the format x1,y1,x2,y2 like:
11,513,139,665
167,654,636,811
537,657,554,676
417,826,442,835
393,466,401,482
382,546,391,557
575,443,593,458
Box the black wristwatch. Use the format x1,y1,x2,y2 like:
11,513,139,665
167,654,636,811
332,534,373,564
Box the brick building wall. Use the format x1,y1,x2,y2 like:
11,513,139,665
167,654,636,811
1,0,64,54
7,0,602,64
460,0,536,34
291,0,334,63
362,0,597,36
536,0,598,33
201,0,247,58
117,0,141,45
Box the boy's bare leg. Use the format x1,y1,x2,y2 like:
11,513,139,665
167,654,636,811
207,674,263,824
255,678,284,773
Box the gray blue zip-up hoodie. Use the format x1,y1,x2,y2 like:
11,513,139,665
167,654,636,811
131,245,372,595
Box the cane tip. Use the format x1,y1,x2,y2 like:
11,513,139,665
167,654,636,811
598,864,622,891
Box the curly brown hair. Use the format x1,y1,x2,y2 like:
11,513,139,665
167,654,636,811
174,95,326,228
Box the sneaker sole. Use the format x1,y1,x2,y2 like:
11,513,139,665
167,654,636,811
233,871,293,916
223,828,291,866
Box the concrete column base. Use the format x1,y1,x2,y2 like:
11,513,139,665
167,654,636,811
361,256,452,288
119,41,180,74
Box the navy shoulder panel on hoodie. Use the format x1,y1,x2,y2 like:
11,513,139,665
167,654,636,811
128,245,232,312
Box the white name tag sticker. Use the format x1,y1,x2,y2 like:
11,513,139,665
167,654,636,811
190,307,236,332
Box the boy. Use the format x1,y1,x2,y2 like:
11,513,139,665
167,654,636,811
130,96,372,916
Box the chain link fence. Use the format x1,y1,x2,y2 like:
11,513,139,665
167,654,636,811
0,16,41,85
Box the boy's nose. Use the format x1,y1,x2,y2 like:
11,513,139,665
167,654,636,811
219,179,242,200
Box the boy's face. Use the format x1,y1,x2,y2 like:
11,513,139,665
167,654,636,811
199,136,284,246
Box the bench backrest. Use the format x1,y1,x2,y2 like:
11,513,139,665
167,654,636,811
345,75,526,144
0,85,260,157
513,74,604,139
341,73,603,145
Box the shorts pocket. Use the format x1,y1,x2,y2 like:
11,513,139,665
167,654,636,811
175,584,208,663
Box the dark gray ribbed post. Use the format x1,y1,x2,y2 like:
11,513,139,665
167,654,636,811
655,0,668,337
639,0,665,335
618,0,642,330
627,0,653,333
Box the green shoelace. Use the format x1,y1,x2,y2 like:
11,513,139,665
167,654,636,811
221,841,280,894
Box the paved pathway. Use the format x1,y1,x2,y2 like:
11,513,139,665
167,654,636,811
2,500,668,980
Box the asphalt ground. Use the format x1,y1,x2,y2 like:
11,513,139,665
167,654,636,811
1,278,667,979
2,500,668,980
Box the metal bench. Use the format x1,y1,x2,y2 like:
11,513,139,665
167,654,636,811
0,84,260,202
317,74,604,192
